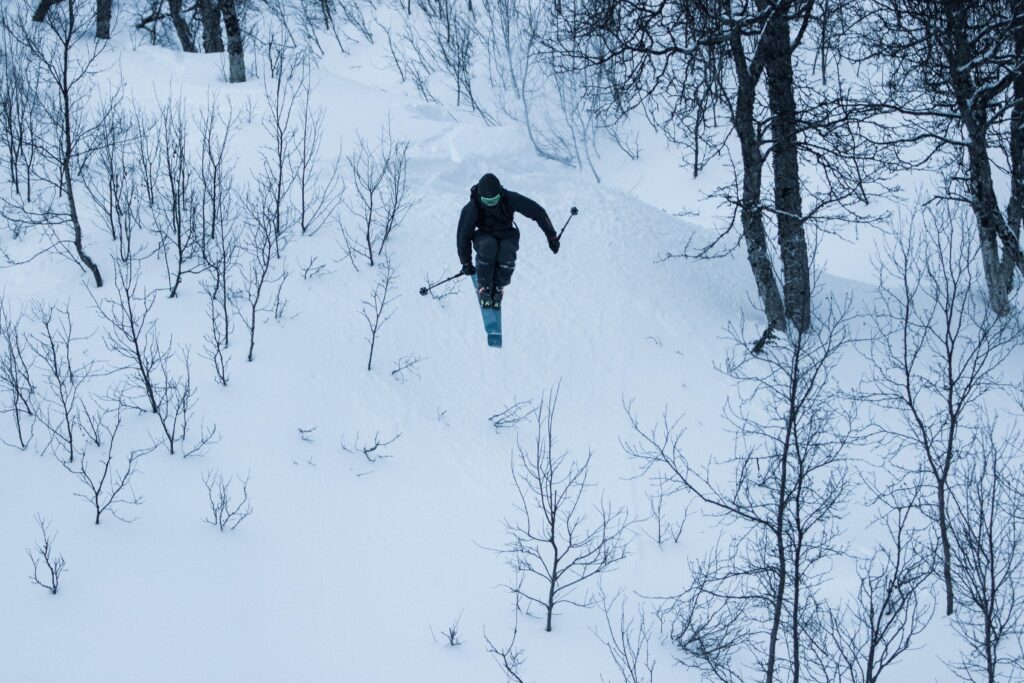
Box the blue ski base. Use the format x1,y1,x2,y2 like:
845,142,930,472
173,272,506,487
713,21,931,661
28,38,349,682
471,274,502,348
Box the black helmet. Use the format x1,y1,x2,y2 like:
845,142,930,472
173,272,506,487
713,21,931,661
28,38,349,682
477,173,502,207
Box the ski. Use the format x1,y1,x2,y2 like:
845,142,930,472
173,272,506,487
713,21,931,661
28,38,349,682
471,274,502,348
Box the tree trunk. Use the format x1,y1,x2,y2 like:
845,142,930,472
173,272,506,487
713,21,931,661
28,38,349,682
942,2,1020,315
32,0,64,22
937,476,954,615
200,0,224,53
221,0,246,83
1000,0,1024,297
95,0,111,38
760,0,811,332
729,28,786,331
169,0,197,52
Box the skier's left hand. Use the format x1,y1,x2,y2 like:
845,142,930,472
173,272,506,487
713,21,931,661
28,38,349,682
548,235,561,254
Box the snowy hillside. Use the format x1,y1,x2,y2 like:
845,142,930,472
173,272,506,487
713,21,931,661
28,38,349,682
3,3,1024,683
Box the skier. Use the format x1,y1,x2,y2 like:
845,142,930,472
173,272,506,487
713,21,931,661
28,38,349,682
457,173,560,309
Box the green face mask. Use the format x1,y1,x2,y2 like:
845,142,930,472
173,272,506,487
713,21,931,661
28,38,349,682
480,193,501,208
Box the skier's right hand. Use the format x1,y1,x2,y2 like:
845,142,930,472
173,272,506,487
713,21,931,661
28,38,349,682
461,263,476,276
548,235,561,254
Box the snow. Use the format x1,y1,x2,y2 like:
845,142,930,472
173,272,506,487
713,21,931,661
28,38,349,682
0,10,1008,683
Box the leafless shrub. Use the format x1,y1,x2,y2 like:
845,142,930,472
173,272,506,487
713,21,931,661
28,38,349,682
152,97,203,297
0,3,119,287
259,40,301,257
29,304,95,464
501,385,631,632
484,617,529,683
85,109,146,264
391,354,424,382
195,96,240,262
0,27,41,200
488,397,536,431
292,62,342,236
60,406,149,525
644,483,685,547
202,468,253,531
360,259,397,371
235,182,284,362
26,513,65,595
344,126,411,267
300,255,329,280
431,613,464,647
96,260,214,456
416,0,490,120
596,592,657,683
341,431,401,463
0,298,35,449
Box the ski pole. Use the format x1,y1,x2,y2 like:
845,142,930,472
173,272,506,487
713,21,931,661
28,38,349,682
419,271,466,296
557,206,579,240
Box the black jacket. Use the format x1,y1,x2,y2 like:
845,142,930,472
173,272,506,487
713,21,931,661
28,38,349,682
457,185,557,264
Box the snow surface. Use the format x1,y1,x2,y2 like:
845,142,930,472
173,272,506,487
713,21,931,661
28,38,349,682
0,12,1000,683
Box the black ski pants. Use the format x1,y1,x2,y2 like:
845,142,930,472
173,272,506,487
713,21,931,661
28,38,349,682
473,231,519,291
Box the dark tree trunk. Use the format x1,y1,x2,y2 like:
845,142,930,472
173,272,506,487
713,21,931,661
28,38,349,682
32,0,65,22
200,0,224,53
221,0,246,83
760,0,811,332
942,3,1021,314
1000,0,1024,296
95,0,111,38
169,0,197,52
730,32,787,331
937,477,954,615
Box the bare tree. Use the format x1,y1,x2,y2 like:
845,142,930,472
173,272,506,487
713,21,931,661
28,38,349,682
235,182,280,362
259,42,300,257
360,258,397,371
202,468,253,531
221,0,246,82
626,301,856,683
85,111,145,264
947,418,1024,683
0,298,35,449
96,260,214,456
26,513,65,594
292,62,342,236
489,397,537,431
554,0,876,333
413,0,490,120
1,0,119,287
152,98,203,297
30,304,94,464
501,385,631,632
0,26,41,201
864,203,1021,615
60,406,148,524
595,592,657,683
341,430,401,463
484,617,529,683
819,502,933,683
483,0,575,165
861,0,1024,314
344,126,411,267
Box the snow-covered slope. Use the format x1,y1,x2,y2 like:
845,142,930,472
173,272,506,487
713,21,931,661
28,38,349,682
0,16,976,683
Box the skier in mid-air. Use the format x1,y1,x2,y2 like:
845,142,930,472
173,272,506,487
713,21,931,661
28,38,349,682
457,173,560,309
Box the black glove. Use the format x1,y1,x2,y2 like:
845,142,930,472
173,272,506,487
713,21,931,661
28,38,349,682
461,263,476,276
548,235,561,254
